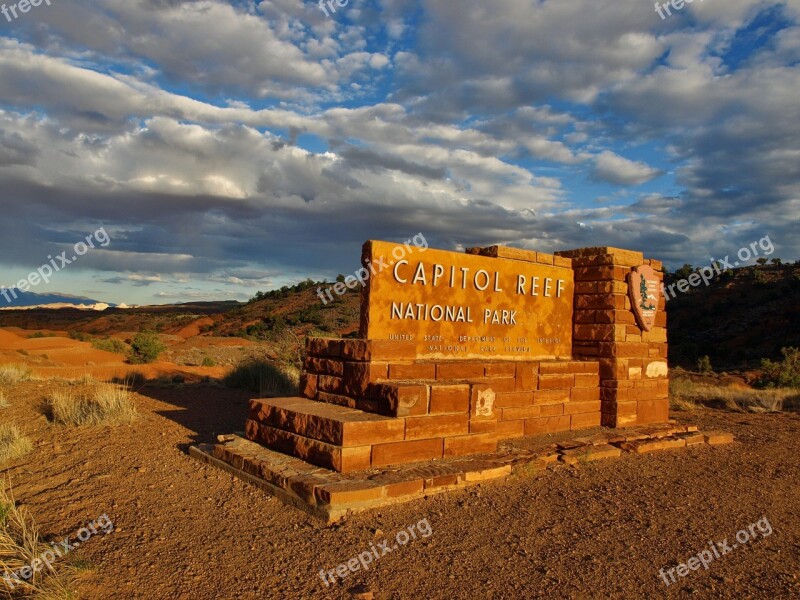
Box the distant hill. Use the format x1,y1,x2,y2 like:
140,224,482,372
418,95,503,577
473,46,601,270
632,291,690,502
0,288,106,308
666,263,800,370
0,301,241,333
212,283,359,340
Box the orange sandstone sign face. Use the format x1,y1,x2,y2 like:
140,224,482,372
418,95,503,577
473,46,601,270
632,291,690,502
360,240,573,360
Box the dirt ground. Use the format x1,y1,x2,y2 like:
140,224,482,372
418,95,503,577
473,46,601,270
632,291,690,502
3,379,799,599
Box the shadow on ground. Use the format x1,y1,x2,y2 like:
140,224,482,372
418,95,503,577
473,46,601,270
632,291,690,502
137,382,253,448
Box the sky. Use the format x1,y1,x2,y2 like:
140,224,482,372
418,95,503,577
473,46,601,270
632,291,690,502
0,0,798,306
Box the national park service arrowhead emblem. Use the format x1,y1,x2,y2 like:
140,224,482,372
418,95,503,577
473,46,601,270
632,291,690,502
628,265,659,332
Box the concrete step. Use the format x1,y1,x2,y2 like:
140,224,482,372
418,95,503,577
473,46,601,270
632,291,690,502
245,418,372,473
249,397,405,447
246,397,499,472
309,381,429,418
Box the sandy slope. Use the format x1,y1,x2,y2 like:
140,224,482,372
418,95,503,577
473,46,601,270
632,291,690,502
0,327,228,380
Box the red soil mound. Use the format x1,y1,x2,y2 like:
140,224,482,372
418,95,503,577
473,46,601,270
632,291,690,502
176,317,215,339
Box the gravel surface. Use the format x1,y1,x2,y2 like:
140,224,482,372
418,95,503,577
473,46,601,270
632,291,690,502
5,382,799,599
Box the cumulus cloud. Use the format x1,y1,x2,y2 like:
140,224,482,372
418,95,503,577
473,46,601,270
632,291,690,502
0,0,797,303
592,151,663,186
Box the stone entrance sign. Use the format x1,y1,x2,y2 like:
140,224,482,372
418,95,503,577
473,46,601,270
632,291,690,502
240,242,669,474
359,240,574,361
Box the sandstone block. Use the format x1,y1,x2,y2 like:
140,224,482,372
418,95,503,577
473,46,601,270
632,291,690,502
388,363,436,380
524,415,571,435
495,419,525,439
704,431,734,446
371,438,444,467
405,414,469,440
533,389,570,405
429,384,470,413
563,400,601,415
437,362,485,380
570,411,602,429
485,363,517,377
443,433,497,457
315,481,384,506
515,362,540,390
559,443,621,465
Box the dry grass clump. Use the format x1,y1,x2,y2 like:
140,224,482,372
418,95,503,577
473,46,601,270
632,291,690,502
0,366,34,386
670,377,798,413
0,391,8,409
69,374,95,386
0,426,32,465
45,382,136,426
224,358,300,397
669,378,701,411
0,485,74,598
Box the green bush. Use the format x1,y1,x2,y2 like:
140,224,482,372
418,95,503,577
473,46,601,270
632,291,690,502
224,358,299,397
129,332,167,364
759,347,800,389
201,356,216,367
69,330,92,342
91,338,129,355
696,355,713,374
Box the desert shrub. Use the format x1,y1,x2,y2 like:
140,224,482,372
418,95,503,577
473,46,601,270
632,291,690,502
27,332,46,339
91,338,129,355
759,347,800,389
297,306,326,327
68,330,92,342
123,371,147,387
128,331,166,364
0,390,8,408
244,317,287,340
696,355,713,374
0,424,33,464
0,484,75,597
201,356,216,367
45,382,136,426
0,365,33,385
224,358,299,397
669,378,700,412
